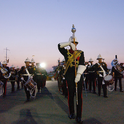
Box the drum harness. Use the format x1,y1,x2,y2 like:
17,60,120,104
97,63,108,85
97,63,112,84
22,68,37,97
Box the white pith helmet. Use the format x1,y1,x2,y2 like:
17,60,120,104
11,65,15,68
97,54,102,60
69,36,78,44
2,61,7,65
89,58,93,62
25,58,30,63
31,58,35,63
16,66,20,69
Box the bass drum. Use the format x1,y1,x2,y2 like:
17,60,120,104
0,81,4,96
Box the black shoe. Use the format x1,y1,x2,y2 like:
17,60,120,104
76,117,83,123
104,96,108,98
93,91,96,94
68,114,75,119
3,94,6,98
120,90,123,92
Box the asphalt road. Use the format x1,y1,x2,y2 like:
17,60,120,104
0,80,124,124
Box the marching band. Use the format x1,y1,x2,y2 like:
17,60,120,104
0,57,47,102
0,25,124,124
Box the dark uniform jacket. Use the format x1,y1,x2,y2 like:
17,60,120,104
88,62,109,78
112,66,123,78
58,44,85,81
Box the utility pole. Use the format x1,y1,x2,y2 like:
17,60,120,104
4,47,10,63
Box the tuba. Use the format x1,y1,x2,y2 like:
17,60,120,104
111,55,124,75
111,59,124,75
0,67,11,79
114,64,124,75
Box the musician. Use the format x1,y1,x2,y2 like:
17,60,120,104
58,35,86,123
0,61,11,97
35,63,43,93
40,67,47,88
111,59,123,92
95,54,109,98
57,63,64,94
55,62,62,92
15,66,21,90
30,58,36,81
20,58,32,101
9,65,16,92
62,60,68,97
88,58,96,94
83,62,89,90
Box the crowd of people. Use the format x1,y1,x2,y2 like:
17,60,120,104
0,58,47,102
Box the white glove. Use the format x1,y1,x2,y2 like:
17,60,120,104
75,73,81,83
75,65,86,83
70,43,76,51
60,41,71,48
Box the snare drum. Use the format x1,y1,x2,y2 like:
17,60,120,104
104,75,113,85
25,78,36,91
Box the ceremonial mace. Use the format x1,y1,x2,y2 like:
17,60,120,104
71,24,78,105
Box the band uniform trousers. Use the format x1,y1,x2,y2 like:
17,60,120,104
67,76,83,118
89,73,96,93
36,78,43,92
2,79,7,96
114,77,122,91
24,86,30,100
63,79,68,97
11,81,15,92
98,77,107,97
24,81,30,100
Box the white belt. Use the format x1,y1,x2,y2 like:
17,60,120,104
89,71,95,73
36,73,41,75
21,74,29,76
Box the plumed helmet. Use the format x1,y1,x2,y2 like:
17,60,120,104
97,54,102,60
69,36,78,44
31,58,35,63
89,58,93,62
2,61,7,65
25,58,30,63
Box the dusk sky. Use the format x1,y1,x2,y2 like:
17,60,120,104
0,0,124,72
